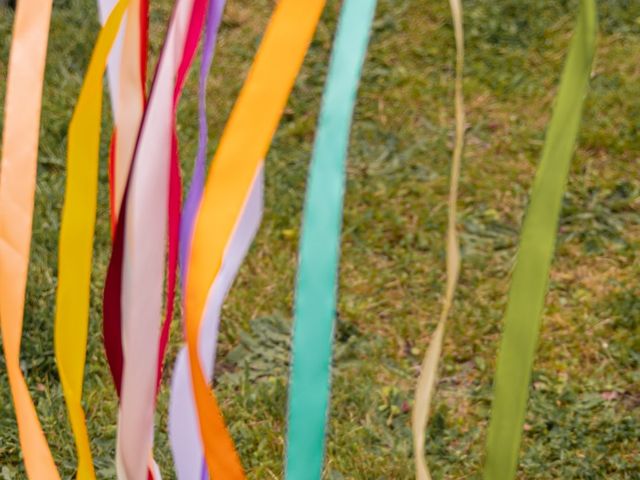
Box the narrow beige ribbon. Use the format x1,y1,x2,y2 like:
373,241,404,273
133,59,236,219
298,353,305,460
412,1,464,478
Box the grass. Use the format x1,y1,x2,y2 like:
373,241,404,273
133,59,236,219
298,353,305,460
1,0,639,478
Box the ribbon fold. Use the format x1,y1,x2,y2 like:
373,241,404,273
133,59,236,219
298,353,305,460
170,0,227,476
100,0,208,476
181,0,327,476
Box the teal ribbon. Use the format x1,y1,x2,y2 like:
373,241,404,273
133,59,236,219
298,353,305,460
483,1,597,479
285,0,378,478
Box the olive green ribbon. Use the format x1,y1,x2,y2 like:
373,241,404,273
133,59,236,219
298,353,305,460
285,0,378,478
483,1,597,478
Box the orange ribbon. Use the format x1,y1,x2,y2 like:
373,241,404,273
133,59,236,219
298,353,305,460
185,0,326,476
0,1,59,478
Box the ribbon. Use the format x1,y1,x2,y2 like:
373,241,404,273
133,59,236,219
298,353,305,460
56,0,148,475
482,2,597,479
53,1,130,479
179,0,226,286
169,0,227,476
112,0,148,220
158,0,209,392
97,0,126,116
100,0,208,476
284,0,377,478
97,0,149,231
182,0,327,476
412,1,464,479
170,167,264,480
102,0,207,398
0,1,57,478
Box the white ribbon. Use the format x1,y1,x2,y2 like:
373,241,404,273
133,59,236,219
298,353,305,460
96,0,125,116
117,0,195,478
169,166,264,479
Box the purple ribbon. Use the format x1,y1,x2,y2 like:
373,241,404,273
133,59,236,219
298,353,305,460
176,0,226,478
179,0,226,289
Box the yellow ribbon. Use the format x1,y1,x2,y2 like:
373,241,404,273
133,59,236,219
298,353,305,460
54,1,130,478
0,1,58,478
412,1,464,479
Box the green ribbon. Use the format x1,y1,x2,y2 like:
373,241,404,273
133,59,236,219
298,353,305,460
483,1,597,479
285,0,378,478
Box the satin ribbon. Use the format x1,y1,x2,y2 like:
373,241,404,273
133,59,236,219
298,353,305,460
102,0,206,399
54,1,130,479
100,0,208,477
97,0,126,229
97,0,149,231
0,1,57,478
170,167,264,480
170,0,227,476
158,0,209,394
183,0,327,476
97,0,125,116
412,2,464,479
56,1,148,475
483,2,597,479
179,0,225,286
284,0,377,477
112,0,147,220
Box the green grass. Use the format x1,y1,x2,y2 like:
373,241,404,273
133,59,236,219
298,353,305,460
1,0,639,478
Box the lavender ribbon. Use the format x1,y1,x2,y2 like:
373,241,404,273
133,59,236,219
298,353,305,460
179,0,226,287
176,1,226,478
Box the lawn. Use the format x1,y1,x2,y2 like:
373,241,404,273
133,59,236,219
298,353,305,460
0,0,639,478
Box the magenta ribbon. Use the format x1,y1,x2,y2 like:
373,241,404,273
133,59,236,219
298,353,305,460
103,0,209,404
